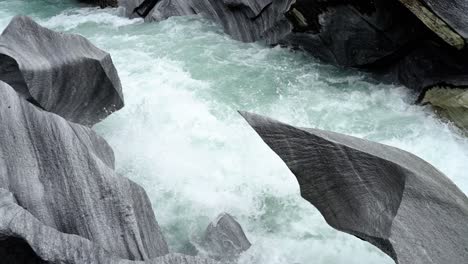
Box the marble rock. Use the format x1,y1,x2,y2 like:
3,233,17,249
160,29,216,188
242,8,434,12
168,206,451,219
0,16,124,126
240,111,468,264
0,80,167,261
0,187,217,264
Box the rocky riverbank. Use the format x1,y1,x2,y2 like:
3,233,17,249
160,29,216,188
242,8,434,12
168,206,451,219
115,0,468,133
1,3,467,264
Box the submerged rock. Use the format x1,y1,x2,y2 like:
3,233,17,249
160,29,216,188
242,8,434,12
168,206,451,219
240,111,468,264
202,213,251,261
0,80,167,261
0,16,124,126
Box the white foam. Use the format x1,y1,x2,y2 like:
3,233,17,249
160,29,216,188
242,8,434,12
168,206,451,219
41,7,143,31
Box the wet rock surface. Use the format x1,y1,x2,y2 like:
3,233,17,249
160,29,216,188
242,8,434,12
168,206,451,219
240,111,468,264
0,16,124,126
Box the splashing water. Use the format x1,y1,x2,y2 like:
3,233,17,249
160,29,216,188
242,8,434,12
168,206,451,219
1,1,467,263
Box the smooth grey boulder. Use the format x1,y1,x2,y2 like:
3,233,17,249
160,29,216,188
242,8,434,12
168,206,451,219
0,16,124,126
0,80,167,261
202,213,251,261
240,111,468,264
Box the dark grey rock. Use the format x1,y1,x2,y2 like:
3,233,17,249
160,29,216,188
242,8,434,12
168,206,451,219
0,16,124,126
80,0,119,8
240,111,468,264
283,0,424,67
0,80,167,261
119,0,422,66
202,213,251,261
372,40,468,95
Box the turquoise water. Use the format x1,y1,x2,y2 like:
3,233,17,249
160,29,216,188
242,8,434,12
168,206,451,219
1,1,467,263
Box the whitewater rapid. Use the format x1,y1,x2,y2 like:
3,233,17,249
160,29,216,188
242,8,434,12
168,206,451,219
1,2,467,263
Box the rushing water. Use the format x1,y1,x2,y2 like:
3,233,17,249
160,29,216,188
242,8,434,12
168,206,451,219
1,1,468,263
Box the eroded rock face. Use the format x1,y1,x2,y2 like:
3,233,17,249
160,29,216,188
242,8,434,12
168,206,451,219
0,80,167,261
0,188,117,264
0,188,218,264
240,111,468,264
202,213,251,261
0,16,124,126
